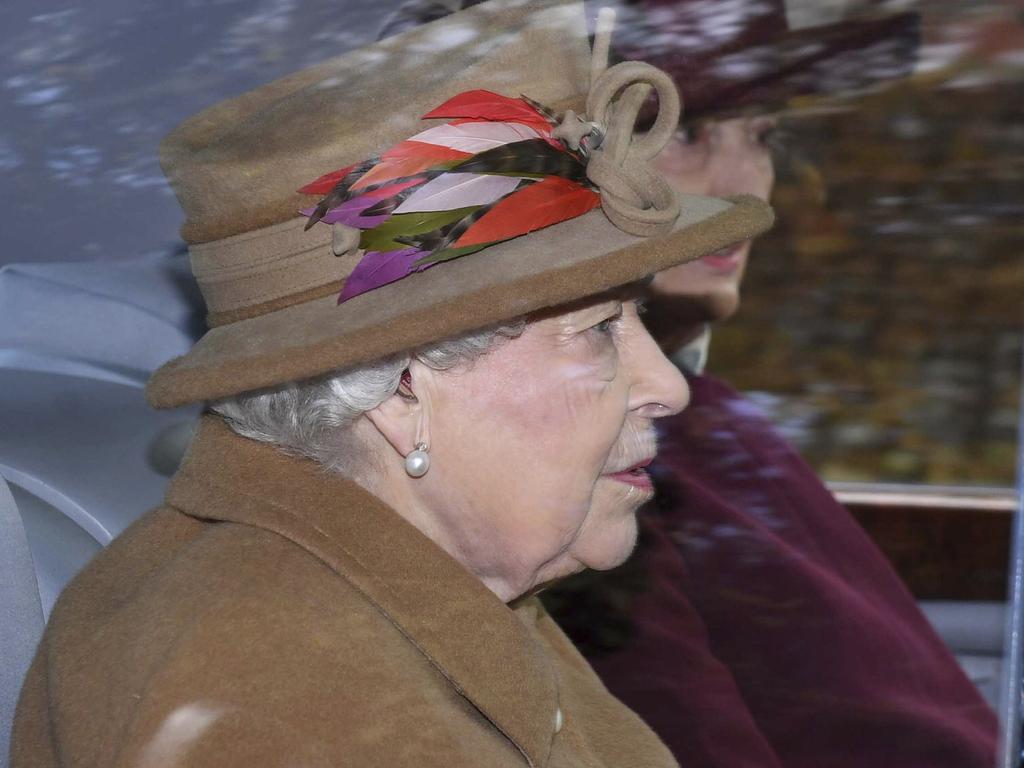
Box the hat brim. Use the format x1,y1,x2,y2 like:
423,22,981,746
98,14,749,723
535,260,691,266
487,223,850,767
147,192,772,408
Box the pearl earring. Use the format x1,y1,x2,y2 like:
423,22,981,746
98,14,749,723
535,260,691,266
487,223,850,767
405,442,430,478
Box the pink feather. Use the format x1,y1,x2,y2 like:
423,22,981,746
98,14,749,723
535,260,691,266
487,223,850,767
392,173,524,214
405,121,542,155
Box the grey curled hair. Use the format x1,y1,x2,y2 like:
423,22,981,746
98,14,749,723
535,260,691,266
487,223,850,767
210,320,525,474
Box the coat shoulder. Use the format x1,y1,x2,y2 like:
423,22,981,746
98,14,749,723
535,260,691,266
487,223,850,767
35,507,520,767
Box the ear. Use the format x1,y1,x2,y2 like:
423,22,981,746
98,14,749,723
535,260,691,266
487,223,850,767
364,360,434,460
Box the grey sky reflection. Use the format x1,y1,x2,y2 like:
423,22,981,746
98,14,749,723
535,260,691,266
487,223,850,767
0,0,403,264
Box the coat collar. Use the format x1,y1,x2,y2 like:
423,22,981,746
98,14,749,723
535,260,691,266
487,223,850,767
166,416,558,767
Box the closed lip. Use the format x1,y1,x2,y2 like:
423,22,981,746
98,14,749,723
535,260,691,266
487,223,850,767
611,456,654,474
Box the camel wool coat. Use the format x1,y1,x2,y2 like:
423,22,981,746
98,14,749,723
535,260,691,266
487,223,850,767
11,416,678,768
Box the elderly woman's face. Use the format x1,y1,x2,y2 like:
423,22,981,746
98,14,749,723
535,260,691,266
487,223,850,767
410,296,687,600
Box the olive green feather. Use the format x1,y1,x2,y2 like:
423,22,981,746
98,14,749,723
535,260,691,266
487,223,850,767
396,182,531,256
359,206,482,253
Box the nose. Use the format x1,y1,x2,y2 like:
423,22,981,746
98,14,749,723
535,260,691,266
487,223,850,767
624,312,690,418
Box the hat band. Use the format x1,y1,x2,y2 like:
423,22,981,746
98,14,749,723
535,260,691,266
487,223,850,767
190,217,359,326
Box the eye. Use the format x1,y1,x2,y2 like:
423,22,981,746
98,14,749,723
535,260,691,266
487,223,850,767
590,306,623,335
752,120,785,154
675,123,701,145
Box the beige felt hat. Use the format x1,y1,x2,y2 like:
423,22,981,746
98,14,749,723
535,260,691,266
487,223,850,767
147,0,774,409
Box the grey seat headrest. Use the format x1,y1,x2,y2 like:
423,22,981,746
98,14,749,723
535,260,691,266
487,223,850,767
0,473,45,768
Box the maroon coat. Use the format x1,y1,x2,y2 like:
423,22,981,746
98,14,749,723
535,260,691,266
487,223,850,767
545,372,997,768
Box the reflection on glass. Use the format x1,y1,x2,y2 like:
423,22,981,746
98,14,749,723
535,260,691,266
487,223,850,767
714,1,1024,488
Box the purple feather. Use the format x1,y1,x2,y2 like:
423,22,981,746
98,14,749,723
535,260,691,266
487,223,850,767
300,199,390,230
302,178,426,230
338,247,431,303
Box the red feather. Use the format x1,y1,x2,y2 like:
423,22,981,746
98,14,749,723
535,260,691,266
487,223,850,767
380,139,470,163
454,176,600,248
352,142,471,191
298,163,357,195
423,90,552,132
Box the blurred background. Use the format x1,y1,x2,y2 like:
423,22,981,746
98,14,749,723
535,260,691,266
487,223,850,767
715,1,1024,488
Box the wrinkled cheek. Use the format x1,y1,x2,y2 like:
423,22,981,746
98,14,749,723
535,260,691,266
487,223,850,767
571,486,642,570
485,359,620,440
547,357,621,417
495,363,623,516
553,373,612,425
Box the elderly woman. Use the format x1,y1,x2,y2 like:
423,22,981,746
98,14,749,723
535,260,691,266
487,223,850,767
10,1,773,766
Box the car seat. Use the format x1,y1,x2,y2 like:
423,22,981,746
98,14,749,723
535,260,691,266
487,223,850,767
0,473,44,768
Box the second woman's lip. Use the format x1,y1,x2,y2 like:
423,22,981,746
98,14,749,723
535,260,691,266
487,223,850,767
700,243,745,274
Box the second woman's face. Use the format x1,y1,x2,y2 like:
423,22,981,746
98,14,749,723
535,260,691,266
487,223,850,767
414,296,688,601
650,116,777,322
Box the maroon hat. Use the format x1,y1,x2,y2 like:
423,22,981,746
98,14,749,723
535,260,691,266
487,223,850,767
607,0,921,120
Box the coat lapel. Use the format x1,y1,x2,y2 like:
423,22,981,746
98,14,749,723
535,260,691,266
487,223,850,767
166,416,558,767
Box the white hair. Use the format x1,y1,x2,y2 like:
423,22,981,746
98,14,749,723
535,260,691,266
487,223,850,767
210,320,525,474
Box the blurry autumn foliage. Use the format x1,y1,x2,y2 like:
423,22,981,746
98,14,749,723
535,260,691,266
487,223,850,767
713,2,1024,486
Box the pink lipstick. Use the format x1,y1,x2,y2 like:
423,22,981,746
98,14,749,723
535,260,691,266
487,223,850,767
700,243,745,274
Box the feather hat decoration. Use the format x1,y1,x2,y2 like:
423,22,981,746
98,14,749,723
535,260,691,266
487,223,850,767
298,90,602,303
147,0,775,410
